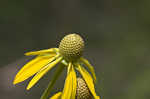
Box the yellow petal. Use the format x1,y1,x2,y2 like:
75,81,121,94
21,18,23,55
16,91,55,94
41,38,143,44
76,64,100,99
50,92,62,99
71,65,77,99
27,56,63,90
13,56,56,84
80,57,97,83
61,63,73,99
25,48,59,56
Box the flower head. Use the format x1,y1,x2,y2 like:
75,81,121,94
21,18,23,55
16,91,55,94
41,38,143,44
59,34,84,61
13,33,100,99
50,77,93,99
76,77,92,99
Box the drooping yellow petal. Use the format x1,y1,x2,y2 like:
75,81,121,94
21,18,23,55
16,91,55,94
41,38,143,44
25,48,59,56
27,56,63,90
13,56,56,85
76,64,100,99
80,57,97,83
50,92,62,99
61,63,73,99
71,65,77,99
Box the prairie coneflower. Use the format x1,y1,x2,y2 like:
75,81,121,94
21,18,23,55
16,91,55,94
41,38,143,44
13,34,100,99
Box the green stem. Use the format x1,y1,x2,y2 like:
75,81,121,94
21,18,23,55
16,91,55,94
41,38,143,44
40,63,65,99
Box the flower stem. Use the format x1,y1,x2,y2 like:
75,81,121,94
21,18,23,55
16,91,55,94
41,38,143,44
40,63,65,99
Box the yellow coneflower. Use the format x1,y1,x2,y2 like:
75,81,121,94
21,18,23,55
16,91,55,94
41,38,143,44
13,33,100,99
50,77,93,99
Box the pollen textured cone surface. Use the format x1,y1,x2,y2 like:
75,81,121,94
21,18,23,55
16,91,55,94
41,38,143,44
59,34,84,61
76,77,92,99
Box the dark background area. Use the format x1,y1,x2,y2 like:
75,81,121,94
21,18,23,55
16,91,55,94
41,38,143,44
1,0,150,99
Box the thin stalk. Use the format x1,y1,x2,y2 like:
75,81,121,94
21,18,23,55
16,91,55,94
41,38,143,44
40,63,65,99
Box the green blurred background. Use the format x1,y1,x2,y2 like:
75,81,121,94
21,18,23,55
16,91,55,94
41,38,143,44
1,0,150,99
